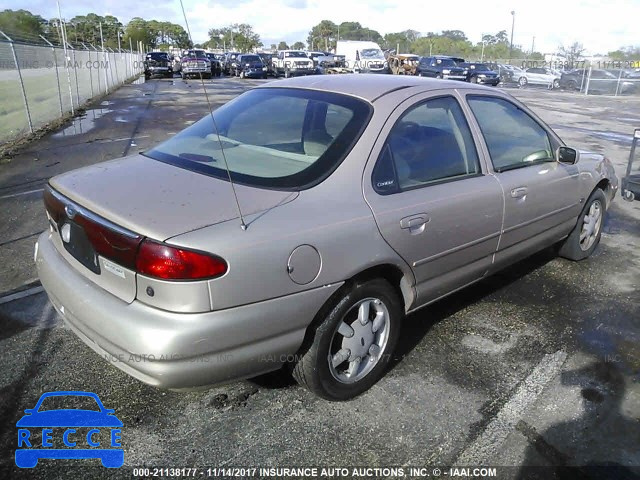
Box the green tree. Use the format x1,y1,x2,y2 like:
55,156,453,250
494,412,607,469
384,29,421,52
0,9,46,41
307,20,336,51
123,17,155,50
277,41,289,50
208,23,261,52
291,41,305,50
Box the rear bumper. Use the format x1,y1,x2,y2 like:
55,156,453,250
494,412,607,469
36,231,342,388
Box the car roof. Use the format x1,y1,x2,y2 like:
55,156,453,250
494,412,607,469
260,75,486,102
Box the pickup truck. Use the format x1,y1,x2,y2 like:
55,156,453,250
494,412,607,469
272,50,315,78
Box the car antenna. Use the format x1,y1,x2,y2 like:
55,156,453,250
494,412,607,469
179,0,247,230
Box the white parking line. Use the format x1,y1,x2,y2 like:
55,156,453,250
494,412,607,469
454,350,568,465
0,285,44,305
0,188,44,200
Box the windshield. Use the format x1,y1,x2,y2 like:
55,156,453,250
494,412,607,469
145,88,372,190
436,58,457,67
242,55,261,63
360,48,384,59
284,51,307,58
186,50,206,58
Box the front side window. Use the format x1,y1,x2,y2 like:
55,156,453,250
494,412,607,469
145,88,371,190
372,96,481,194
467,96,553,172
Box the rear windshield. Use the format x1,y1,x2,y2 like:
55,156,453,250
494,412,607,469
145,88,372,190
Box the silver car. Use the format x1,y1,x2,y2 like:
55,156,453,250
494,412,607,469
36,75,618,400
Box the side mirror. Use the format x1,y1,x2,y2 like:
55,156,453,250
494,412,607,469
557,146,580,165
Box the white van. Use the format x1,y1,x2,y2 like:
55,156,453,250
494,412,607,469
335,41,388,73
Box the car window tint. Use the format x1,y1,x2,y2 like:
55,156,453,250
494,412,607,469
373,96,480,194
145,88,371,189
227,95,308,145
325,104,354,137
467,96,553,172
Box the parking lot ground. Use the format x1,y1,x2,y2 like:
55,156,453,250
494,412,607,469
0,77,638,479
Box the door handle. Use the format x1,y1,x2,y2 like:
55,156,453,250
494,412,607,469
400,214,430,233
511,187,528,198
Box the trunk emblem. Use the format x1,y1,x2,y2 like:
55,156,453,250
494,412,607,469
65,205,77,219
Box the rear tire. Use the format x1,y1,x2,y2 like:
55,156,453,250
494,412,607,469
558,189,606,261
292,279,402,401
470,76,478,84
436,73,443,79
519,76,528,87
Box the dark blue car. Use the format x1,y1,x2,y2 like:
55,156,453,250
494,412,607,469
16,391,123,468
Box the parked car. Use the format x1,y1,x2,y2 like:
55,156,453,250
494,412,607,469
222,52,241,75
181,50,211,79
205,53,222,77
416,56,466,80
458,62,500,85
144,51,173,78
171,54,182,74
560,69,636,95
491,63,524,85
273,50,316,77
36,76,618,400
336,40,388,73
234,54,267,79
257,52,275,77
517,67,560,88
388,54,420,75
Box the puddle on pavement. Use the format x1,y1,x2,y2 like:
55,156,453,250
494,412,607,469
52,108,112,138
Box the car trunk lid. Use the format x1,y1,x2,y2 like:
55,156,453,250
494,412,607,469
49,153,297,241
46,154,297,303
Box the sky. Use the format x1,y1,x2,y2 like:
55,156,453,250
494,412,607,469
4,0,639,54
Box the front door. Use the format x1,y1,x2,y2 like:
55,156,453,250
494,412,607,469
465,94,580,261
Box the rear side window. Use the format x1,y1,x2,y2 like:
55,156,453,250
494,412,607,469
467,96,553,172
373,96,481,194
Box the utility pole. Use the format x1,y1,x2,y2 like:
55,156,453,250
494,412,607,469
509,10,515,60
531,36,535,55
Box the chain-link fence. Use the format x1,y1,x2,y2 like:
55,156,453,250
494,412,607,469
483,58,640,96
0,31,144,146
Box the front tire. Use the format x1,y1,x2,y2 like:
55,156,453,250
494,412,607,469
558,189,606,261
292,279,402,401
518,76,528,87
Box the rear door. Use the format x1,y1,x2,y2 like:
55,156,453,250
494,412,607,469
363,92,504,307
464,94,581,263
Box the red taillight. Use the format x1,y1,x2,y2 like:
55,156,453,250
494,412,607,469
136,239,227,280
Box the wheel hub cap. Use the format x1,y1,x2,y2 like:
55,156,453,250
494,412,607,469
328,297,390,384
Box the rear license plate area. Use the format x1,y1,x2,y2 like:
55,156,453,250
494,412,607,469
60,221,100,274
